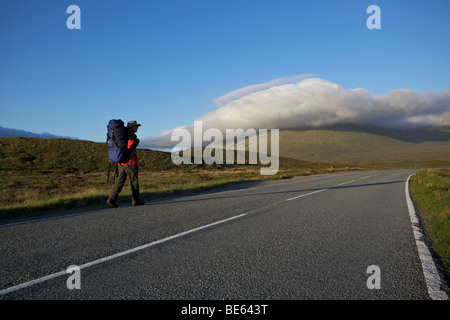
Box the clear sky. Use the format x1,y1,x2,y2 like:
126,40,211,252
1,0,449,144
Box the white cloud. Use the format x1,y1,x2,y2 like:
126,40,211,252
142,77,450,149
212,74,315,106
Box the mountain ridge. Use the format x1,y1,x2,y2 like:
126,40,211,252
277,126,450,165
0,126,77,140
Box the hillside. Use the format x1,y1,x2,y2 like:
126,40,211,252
0,137,330,173
0,137,173,173
277,127,450,165
2,125,449,174
217,125,450,167
1,133,448,218
0,137,344,218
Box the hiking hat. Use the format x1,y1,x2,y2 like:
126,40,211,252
126,120,141,128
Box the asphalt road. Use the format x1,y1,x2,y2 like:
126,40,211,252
0,169,448,301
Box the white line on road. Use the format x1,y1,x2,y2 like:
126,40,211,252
0,173,355,295
285,175,374,201
0,213,248,296
405,173,448,300
338,180,355,186
285,188,328,201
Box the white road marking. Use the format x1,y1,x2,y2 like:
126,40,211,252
405,173,448,300
338,180,355,186
4,171,441,300
286,175,373,201
0,173,353,294
0,213,248,296
285,188,328,201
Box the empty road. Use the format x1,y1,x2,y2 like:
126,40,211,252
0,169,448,302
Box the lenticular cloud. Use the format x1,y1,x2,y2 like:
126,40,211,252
201,77,450,130
143,77,450,149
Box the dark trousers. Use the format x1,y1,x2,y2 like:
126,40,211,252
108,164,140,204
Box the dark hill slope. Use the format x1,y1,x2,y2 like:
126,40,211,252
0,137,328,173
0,137,177,173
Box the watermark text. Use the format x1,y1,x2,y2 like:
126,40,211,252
171,121,279,175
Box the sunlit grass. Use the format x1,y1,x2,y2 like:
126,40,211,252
1,136,357,220
0,167,351,220
410,168,450,273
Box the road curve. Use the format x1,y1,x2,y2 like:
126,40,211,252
0,169,448,301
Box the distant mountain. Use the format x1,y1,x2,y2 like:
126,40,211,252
0,126,77,140
277,126,450,165
219,125,450,166
306,124,450,143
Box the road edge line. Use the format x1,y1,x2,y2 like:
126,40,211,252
405,173,448,300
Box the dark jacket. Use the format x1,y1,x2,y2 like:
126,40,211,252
118,131,139,166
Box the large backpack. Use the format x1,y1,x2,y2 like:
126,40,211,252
107,119,129,163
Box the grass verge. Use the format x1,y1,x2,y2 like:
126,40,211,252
410,168,450,275
0,167,352,221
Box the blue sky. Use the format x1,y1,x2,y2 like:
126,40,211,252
1,0,449,143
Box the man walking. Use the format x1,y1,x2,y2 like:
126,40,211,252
107,120,145,208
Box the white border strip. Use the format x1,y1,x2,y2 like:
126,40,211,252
405,173,448,300
0,213,248,296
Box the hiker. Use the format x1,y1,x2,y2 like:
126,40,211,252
107,120,145,208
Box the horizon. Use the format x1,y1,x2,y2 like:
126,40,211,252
2,122,449,144
1,1,449,147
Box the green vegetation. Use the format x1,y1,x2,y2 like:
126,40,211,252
410,169,450,274
0,137,355,220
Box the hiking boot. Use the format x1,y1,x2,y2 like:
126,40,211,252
106,199,118,208
132,200,145,206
